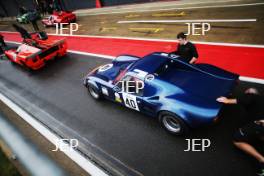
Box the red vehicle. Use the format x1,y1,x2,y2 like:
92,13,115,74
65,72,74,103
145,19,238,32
42,11,76,27
5,31,67,70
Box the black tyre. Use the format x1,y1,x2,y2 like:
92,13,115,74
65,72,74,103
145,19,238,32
159,111,189,135
87,83,102,100
10,60,16,65
7,57,17,66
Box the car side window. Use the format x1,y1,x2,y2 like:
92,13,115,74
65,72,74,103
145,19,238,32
116,75,130,90
155,60,172,76
116,75,144,96
155,59,193,77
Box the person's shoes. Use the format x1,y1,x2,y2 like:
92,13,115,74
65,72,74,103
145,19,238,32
257,162,264,176
257,170,264,176
0,54,7,60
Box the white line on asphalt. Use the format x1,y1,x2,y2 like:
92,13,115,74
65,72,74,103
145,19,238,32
191,41,264,48
46,33,264,48
78,2,264,15
0,92,108,176
239,76,264,85
5,40,264,84
68,50,115,60
3,31,264,48
118,19,257,23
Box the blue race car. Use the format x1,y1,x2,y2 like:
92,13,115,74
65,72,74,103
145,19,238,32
83,52,239,135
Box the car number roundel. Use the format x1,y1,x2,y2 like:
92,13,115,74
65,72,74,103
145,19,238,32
98,64,113,72
122,92,139,111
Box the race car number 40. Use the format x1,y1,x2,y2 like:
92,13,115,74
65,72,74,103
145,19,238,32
122,93,139,111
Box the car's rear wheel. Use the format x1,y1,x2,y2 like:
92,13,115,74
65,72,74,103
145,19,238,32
8,58,18,66
159,111,189,135
87,83,102,100
8,58,16,65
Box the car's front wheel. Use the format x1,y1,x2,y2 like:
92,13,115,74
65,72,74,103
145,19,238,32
87,83,102,100
159,111,189,135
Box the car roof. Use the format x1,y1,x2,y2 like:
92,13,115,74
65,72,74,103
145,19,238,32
129,53,170,74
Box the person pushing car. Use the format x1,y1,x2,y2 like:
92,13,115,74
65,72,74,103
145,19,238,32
0,45,4,59
0,34,7,59
0,34,6,48
217,88,264,175
170,32,199,64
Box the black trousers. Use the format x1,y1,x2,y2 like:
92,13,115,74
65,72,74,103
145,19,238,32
31,21,39,31
0,46,4,55
0,38,6,47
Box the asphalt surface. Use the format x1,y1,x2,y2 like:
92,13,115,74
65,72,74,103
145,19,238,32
0,48,264,176
1,0,264,44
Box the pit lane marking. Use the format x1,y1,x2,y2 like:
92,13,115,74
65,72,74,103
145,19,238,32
3,31,264,48
118,19,257,24
0,82,144,176
0,91,108,176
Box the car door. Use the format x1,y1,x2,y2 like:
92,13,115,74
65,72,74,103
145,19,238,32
112,75,144,112
138,78,160,117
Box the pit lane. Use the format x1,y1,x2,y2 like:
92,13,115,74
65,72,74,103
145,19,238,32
0,50,263,176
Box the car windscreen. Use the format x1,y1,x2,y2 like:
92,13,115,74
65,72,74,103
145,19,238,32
130,54,168,74
155,59,195,76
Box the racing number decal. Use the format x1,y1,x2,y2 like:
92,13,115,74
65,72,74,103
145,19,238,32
122,93,139,111
98,64,113,72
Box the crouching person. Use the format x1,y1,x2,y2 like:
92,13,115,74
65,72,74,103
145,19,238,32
233,120,264,176
217,88,264,175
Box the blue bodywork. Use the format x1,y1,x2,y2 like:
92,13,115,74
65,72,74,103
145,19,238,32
84,52,239,128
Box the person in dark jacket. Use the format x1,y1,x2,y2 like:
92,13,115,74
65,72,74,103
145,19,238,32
0,34,6,47
217,88,264,175
53,0,62,12
0,44,4,57
18,6,28,15
12,24,31,40
0,34,5,59
171,32,199,64
28,11,40,31
39,1,46,16
217,88,264,122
